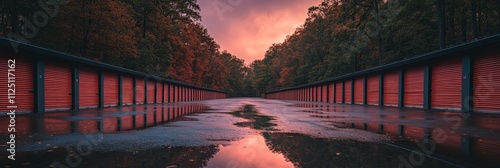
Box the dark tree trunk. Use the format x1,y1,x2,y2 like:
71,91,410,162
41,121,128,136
437,0,446,49
471,0,478,38
10,0,17,33
143,9,147,39
373,0,382,65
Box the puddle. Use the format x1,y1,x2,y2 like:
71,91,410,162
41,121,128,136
231,105,277,130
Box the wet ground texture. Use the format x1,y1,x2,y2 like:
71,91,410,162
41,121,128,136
1,98,500,167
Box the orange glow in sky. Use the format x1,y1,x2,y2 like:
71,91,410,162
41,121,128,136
199,0,323,65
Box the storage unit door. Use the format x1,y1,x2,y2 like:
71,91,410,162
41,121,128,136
147,80,155,103
0,57,33,113
45,62,72,110
367,75,379,105
156,82,162,103
329,83,334,103
473,51,500,112
344,80,351,104
122,76,134,105
104,72,119,106
354,78,364,104
383,71,399,106
404,66,424,107
335,83,342,103
164,83,169,103
79,68,99,108
431,59,462,109
135,78,145,104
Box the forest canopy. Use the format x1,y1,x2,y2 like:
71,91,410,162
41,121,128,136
1,0,499,97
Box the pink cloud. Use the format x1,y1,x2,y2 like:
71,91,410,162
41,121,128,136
199,0,323,65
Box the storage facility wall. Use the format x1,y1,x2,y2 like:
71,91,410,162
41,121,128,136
383,71,399,106
164,83,170,103
354,78,364,104
473,50,500,112
367,75,379,105
404,66,424,107
45,62,72,111
104,72,119,107
431,58,462,109
0,56,33,113
78,68,99,108
344,80,352,104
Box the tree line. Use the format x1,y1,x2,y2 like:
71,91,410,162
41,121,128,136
249,0,500,94
0,0,253,97
1,0,498,97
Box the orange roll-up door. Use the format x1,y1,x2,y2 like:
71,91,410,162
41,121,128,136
344,80,351,104
383,71,399,106
147,80,155,104
473,51,500,112
45,62,72,110
104,72,119,107
431,59,462,109
367,75,379,105
404,66,424,107
335,83,342,103
0,57,33,113
79,68,98,108
354,78,363,104
136,78,145,104
156,82,162,103
122,75,133,105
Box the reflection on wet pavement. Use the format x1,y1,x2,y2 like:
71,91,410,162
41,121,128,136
1,98,500,167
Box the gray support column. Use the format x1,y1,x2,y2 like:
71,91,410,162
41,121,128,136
326,83,330,103
133,77,137,104
98,71,104,108
350,79,354,104
72,66,79,110
333,82,336,103
162,82,165,103
342,81,345,104
144,79,148,104
398,70,404,108
462,55,473,113
363,76,367,105
34,58,45,113
154,80,158,104
379,73,384,106
118,74,123,106
424,64,432,109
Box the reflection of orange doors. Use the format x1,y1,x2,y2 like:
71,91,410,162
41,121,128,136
45,62,72,110
473,51,500,112
354,78,363,104
431,59,461,109
104,72,119,107
122,76,134,105
0,57,33,113
367,75,379,105
79,68,99,108
383,71,399,106
404,66,424,107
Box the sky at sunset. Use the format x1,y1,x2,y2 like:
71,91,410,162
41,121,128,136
198,0,323,65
